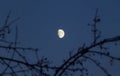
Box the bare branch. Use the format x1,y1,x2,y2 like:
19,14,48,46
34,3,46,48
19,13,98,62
54,36,120,76
83,56,111,76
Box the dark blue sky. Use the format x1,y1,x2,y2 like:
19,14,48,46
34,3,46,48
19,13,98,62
0,0,120,76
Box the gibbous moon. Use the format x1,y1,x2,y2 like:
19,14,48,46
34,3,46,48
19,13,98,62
58,29,65,38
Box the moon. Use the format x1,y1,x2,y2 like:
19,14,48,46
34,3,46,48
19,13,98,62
58,29,65,38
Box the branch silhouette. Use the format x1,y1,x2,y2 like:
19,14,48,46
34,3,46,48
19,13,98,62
54,36,120,76
0,9,120,76
54,9,120,76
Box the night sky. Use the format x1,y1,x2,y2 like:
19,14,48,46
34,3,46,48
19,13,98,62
0,0,120,76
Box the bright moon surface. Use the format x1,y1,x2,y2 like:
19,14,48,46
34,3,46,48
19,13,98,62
58,29,65,38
